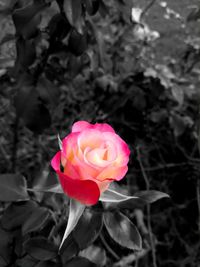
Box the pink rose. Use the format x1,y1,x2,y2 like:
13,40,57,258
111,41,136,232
51,121,130,205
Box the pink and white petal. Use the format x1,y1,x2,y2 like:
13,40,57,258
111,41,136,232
104,140,118,161
50,151,100,205
97,180,111,193
78,129,104,152
103,132,130,165
93,123,115,133
97,165,128,181
56,171,100,206
61,151,67,167
64,160,80,179
62,132,79,161
72,154,99,179
72,121,92,133
72,121,115,133
51,151,61,171
51,151,78,180
85,148,110,168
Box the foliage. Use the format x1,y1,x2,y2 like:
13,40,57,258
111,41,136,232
0,0,199,266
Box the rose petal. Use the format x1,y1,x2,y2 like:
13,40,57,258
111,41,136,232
85,148,110,168
51,151,62,171
51,152,100,205
93,123,115,133
72,154,99,179
64,160,80,179
97,165,128,181
57,171,100,205
104,140,117,161
72,121,92,133
72,121,115,133
103,132,130,165
62,132,79,160
78,129,104,152
96,179,111,193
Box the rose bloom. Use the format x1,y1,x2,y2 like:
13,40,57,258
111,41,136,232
51,121,130,205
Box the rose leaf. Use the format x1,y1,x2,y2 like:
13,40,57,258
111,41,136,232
73,209,103,250
59,199,85,250
0,174,29,202
134,190,170,203
99,189,138,203
103,211,142,251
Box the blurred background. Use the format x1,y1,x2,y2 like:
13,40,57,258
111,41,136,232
0,0,200,266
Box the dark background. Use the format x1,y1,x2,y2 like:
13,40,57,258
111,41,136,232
0,0,200,266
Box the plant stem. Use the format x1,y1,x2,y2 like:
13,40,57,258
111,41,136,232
100,233,120,261
141,0,157,20
197,179,200,232
137,146,157,267
12,116,19,172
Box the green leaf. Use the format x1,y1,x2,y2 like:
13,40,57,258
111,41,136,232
103,211,142,251
24,102,51,133
113,191,169,210
0,255,7,267
187,7,200,22
67,54,83,77
48,14,71,40
24,237,57,261
171,86,184,106
169,113,187,137
0,174,29,202
198,122,200,154
68,29,87,56
13,38,36,75
29,168,60,201
2,201,37,230
16,38,36,67
100,189,138,203
31,168,61,193
14,85,51,133
37,77,60,107
59,199,85,250
15,255,38,267
85,0,99,16
73,210,103,249
115,198,147,210
134,190,170,203
67,257,97,267
0,0,18,16
0,227,12,266
86,18,104,67
60,234,79,264
79,245,106,266
15,85,37,117
13,1,48,39
35,261,60,267
29,184,63,194
0,34,15,45
22,207,50,235
63,0,83,33
99,0,109,17
0,57,14,69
